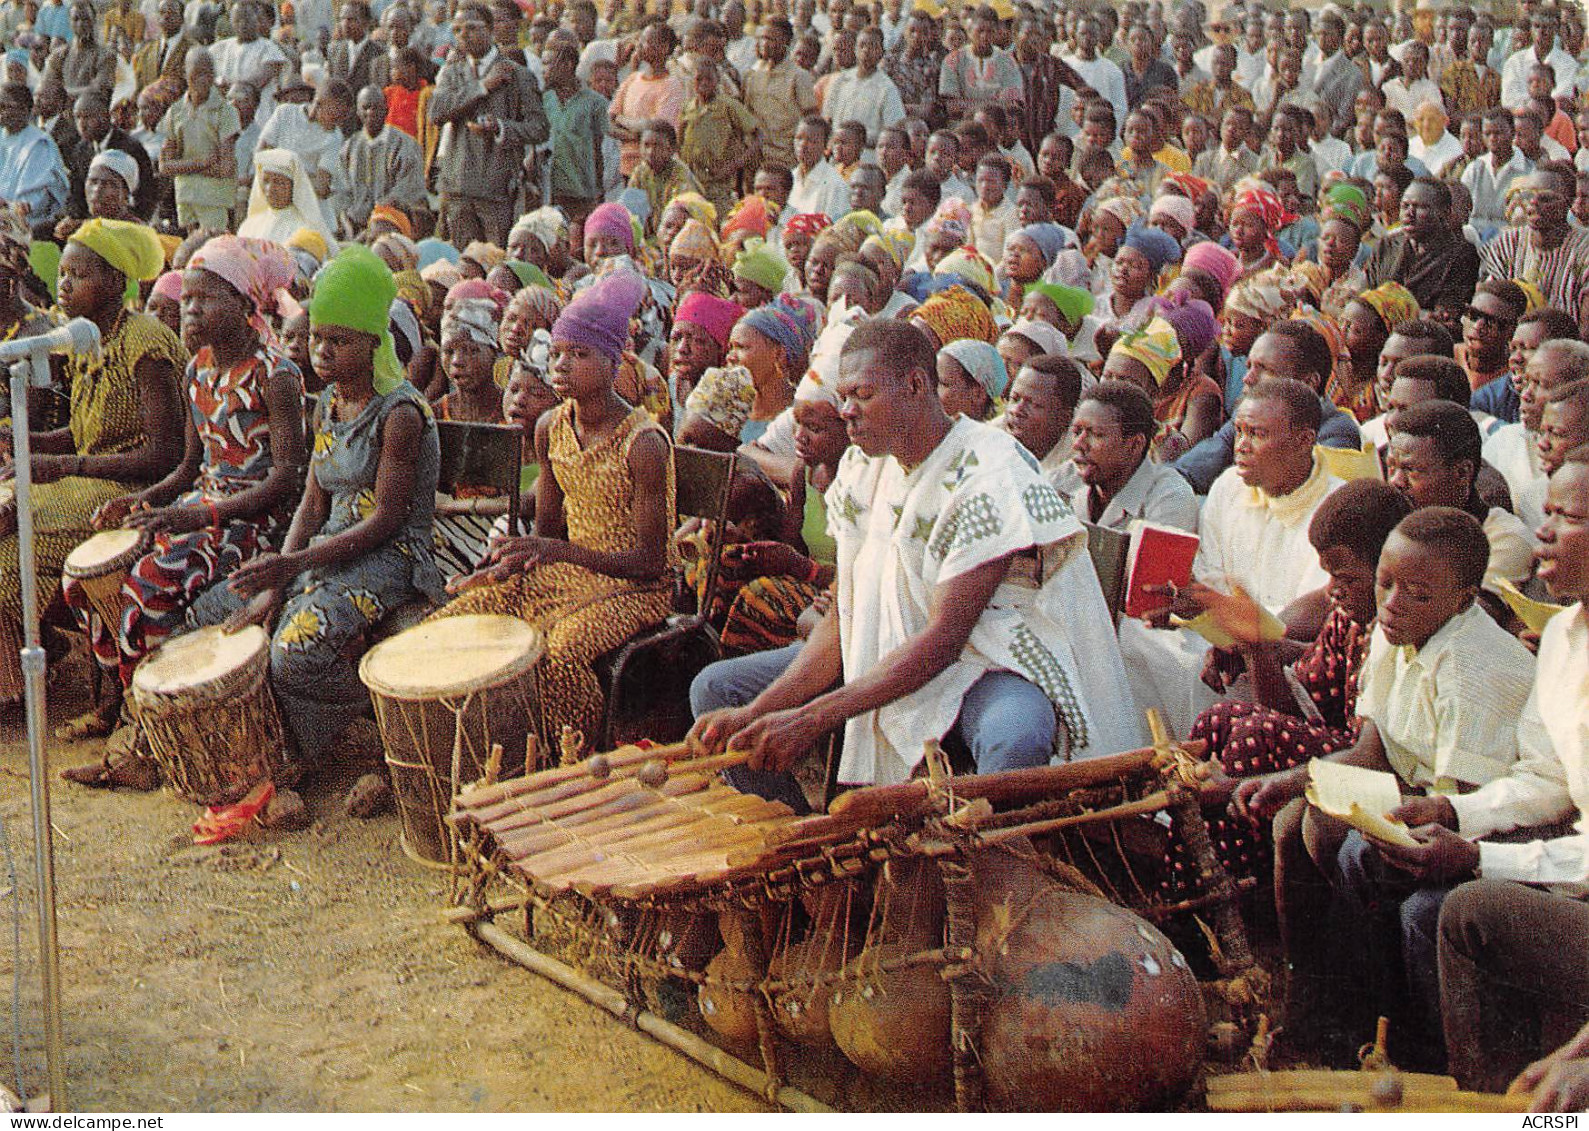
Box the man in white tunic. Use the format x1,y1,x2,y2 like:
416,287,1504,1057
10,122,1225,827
689,319,1142,806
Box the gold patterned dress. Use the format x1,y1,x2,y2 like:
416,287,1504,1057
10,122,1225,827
432,401,678,747
0,312,186,695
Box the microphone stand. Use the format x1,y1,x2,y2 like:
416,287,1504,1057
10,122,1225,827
8,351,66,1111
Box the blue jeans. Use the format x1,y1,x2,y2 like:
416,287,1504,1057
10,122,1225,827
689,644,1057,813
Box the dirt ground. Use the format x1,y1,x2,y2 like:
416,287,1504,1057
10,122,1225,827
0,650,767,1113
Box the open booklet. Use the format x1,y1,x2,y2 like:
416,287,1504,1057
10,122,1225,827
1490,577,1567,635
1304,759,1419,848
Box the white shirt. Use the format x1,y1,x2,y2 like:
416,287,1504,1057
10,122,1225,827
1483,422,1549,530
1484,505,1539,590
788,158,851,221
1194,460,1341,614
1461,148,1533,227
1062,52,1127,130
211,36,288,119
1064,456,1200,534
1450,601,1589,894
1310,135,1355,179
1356,602,1533,791
1382,75,1445,119
970,197,1017,263
1410,130,1465,177
820,67,905,146
1501,43,1580,108
939,171,973,205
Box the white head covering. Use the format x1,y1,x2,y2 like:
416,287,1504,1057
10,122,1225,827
511,206,566,257
238,148,337,253
88,148,139,195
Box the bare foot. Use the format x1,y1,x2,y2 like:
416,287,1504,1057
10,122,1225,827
53,699,121,741
345,772,392,819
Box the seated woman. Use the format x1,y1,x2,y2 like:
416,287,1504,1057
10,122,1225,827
431,295,509,581
731,237,788,311
998,222,1069,310
667,291,743,429
1103,316,1220,461
935,338,1007,423
237,149,338,255
716,378,849,655
1223,181,1295,279
60,235,306,775
1096,223,1179,340
435,271,677,751
1161,480,1411,896
1339,283,1420,423
681,295,820,450
185,244,444,819
1,220,186,706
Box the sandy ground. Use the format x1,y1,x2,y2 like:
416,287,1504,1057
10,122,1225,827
0,650,767,1113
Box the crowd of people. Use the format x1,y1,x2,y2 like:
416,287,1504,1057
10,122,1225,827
0,0,1581,1109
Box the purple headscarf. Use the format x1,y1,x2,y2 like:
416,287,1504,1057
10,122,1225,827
584,202,636,255
551,270,644,363
1152,293,1220,359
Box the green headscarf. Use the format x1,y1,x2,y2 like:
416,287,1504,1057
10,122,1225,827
1323,182,1372,232
732,237,787,292
505,259,554,292
1025,281,1095,329
309,244,403,394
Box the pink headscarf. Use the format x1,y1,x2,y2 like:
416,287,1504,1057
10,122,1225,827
445,277,511,317
151,270,183,302
187,235,295,344
584,202,636,255
1180,241,1241,306
676,291,745,351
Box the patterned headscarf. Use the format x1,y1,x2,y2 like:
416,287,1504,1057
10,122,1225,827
1223,269,1291,323
1108,316,1182,388
511,207,566,257
684,364,756,438
934,246,997,294
740,292,822,374
373,232,420,273
1282,260,1331,307
923,197,972,245
188,234,296,344
1229,183,1297,258
666,191,717,230
0,205,31,276
670,218,720,263
508,282,563,329
784,212,833,240
912,283,998,345
1148,193,1196,237
1292,306,1357,409
1356,281,1420,330
863,228,916,270
441,296,501,349
369,203,414,238
1162,171,1212,201
721,195,773,240
445,277,510,318
1323,182,1372,231
1095,195,1146,231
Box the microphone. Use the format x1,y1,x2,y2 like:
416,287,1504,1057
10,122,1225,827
0,318,101,364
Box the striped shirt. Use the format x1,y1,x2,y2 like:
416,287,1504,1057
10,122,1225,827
1479,225,1589,328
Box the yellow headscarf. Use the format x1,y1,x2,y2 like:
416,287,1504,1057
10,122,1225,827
1109,316,1182,388
70,218,166,305
667,191,717,231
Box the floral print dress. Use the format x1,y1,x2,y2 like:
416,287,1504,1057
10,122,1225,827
187,380,443,763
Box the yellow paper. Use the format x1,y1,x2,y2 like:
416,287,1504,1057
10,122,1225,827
1172,606,1285,648
1490,577,1566,635
1305,759,1418,848
1315,442,1383,483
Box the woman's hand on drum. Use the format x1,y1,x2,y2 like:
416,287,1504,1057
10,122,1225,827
92,494,142,530
222,587,284,634
228,553,300,600
126,504,207,537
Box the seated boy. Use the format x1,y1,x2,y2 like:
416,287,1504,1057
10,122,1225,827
1232,506,1535,1062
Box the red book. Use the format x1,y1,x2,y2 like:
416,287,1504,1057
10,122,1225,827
1123,521,1200,619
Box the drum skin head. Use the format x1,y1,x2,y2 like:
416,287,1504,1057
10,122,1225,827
133,625,270,696
67,527,143,570
360,614,544,700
